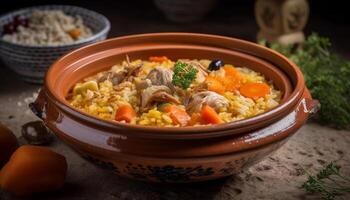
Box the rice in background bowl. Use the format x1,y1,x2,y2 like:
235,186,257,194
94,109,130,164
0,5,110,83
2,10,93,46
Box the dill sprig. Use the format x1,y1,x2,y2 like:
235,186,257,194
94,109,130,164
172,61,198,89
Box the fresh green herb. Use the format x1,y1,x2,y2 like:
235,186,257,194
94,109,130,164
261,33,350,128
172,61,198,89
302,162,350,200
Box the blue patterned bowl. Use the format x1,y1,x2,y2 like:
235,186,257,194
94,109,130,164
0,5,110,83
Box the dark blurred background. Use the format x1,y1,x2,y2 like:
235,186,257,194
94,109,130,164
1,0,349,57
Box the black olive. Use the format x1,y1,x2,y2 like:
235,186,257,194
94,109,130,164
21,121,53,145
208,59,224,71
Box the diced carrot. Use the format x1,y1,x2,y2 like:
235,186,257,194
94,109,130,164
149,56,169,63
222,66,242,91
239,83,270,99
187,113,203,126
205,76,225,94
68,28,81,40
115,104,137,123
164,105,190,126
205,66,242,94
223,78,241,92
223,65,240,77
201,105,223,124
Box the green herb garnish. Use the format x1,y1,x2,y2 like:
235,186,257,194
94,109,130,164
302,162,350,200
261,33,350,129
172,61,198,89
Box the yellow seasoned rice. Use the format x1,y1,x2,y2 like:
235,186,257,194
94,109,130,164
67,59,282,127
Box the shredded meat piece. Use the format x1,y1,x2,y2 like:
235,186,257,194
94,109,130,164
146,67,174,90
152,92,180,104
182,82,208,106
122,55,143,81
98,71,127,85
97,59,142,85
125,54,131,68
135,78,152,91
125,65,143,82
113,81,133,91
141,85,179,111
186,91,229,113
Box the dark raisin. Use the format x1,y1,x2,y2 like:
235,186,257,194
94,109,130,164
14,15,29,28
3,23,16,34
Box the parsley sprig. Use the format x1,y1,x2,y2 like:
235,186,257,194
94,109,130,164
172,61,198,89
302,162,350,200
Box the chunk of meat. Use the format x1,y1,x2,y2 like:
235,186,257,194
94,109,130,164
97,55,143,85
146,67,174,89
126,65,142,79
113,81,133,91
152,92,180,105
98,71,127,85
182,82,208,106
186,91,229,113
141,86,180,111
124,55,143,81
134,78,152,91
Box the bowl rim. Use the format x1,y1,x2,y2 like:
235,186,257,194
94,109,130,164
0,4,111,48
44,32,305,138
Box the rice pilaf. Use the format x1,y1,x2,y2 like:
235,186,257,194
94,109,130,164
67,57,281,127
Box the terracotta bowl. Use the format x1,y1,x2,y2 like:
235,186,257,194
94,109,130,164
31,33,319,183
